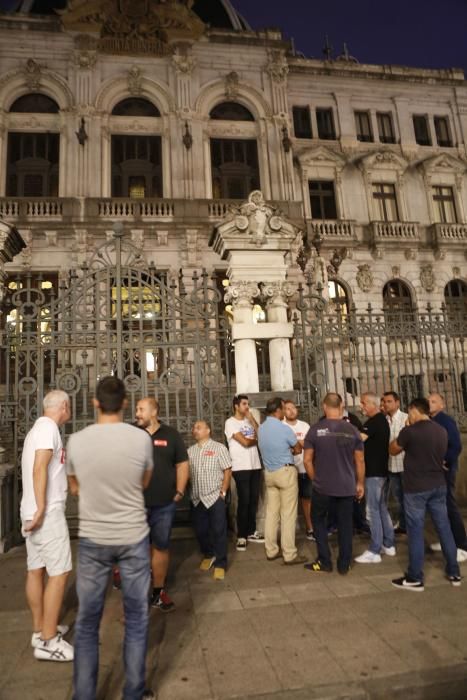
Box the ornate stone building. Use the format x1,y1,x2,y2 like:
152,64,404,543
0,0,466,498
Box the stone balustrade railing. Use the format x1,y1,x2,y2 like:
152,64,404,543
308,219,356,240
0,197,301,226
431,222,467,242
371,221,420,240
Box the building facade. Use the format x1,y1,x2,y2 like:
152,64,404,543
0,0,466,506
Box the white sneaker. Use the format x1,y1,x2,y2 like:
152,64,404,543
381,546,396,556
355,550,382,564
430,542,442,552
34,634,74,662
457,549,467,563
247,531,265,543
31,624,69,649
236,538,247,551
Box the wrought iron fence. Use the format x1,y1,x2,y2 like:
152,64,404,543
293,278,467,429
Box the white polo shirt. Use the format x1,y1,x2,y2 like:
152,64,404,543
20,416,67,520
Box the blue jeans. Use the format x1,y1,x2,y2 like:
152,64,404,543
147,501,177,551
404,486,460,583
73,536,150,700
389,472,406,530
366,477,394,554
192,498,228,569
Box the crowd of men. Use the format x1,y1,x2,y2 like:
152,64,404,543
20,378,465,699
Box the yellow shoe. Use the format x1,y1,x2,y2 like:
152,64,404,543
213,567,225,581
200,557,216,572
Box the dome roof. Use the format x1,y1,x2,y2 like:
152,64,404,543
7,0,251,30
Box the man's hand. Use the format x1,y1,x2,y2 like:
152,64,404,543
24,509,45,532
355,483,365,500
173,491,184,503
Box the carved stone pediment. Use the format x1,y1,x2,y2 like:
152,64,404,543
212,191,299,259
60,0,205,55
417,153,467,176
297,145,347,170
355,149,409,174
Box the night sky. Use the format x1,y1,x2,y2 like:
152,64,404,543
233,0,467,73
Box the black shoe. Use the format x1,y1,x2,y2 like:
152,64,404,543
304,559,332,573
142,691,156,699
391,576,424,592
150,589,175,612
338,565,351,575
266,553,282,561
394,527,407,535
447,575,462,587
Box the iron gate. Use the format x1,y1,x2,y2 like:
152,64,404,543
0,232,233,536
293,277,467,428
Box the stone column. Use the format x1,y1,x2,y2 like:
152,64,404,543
264,281,295,391
225,282,260,394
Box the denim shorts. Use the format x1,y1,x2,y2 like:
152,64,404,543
298,473,313,499
146,502,177,551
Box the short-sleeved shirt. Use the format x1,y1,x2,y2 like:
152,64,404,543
258,417,297,471
144,423,188,507
387,409,408,473
282,419,310,473
224,417,261,472
66,423,153,546
188,439,232,508
396,420,448,494
21,416,66,520
362,412,390,478
304,418,363,497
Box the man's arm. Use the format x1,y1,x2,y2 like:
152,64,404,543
68,475,79,497
445,417,462,466
389,439,403,456
291,442,302,455
142,467,153,490
174,460,189,501
232,432,257,448
25,449,52,532
303,447,315,480
220,468,232,497
354,449,365,500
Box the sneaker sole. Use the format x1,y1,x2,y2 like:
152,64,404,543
34,651,73,662
391,582,424,592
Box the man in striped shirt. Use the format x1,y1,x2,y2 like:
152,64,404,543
188,421,232,581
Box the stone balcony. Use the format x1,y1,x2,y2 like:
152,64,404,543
306,219,357,245
431,222,467,258
0,197,303,229
369,220,420,258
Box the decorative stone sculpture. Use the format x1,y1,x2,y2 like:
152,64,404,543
229,191,284,247
356,264,374,293
420,264,435,293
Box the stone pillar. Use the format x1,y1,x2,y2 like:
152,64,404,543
225,282,260,394
264,282,295,391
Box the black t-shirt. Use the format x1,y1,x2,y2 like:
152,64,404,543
362,412,389,478
397,420,448,494
144,424,188,507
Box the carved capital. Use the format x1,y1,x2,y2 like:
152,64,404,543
224,281,260,308
262,281,296,307
172,49,196,75
265,49,289,84
224,71,240,99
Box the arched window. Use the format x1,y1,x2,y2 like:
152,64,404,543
444,279,467,315
210,102,255,121
111,98,160,117
328,279,350,316
383,279,414,314
111,135,162,198
9,93,59,114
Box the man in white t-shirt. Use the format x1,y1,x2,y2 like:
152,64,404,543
225,394,263,551
21,389,73,662
283,400,313,540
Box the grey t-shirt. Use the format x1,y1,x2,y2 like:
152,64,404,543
66,423,153,546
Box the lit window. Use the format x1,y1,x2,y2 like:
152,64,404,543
328,279,349,315
373,183,399,221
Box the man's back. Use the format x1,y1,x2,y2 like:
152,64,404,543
67,423,152,545
397,420,447,493
305,418,363,497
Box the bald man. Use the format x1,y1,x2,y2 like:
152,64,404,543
135,397,189,612
428,393,466,560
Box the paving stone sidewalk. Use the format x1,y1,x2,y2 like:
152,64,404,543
1,529,467,700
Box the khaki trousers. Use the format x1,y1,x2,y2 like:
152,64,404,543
264,466,298,562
